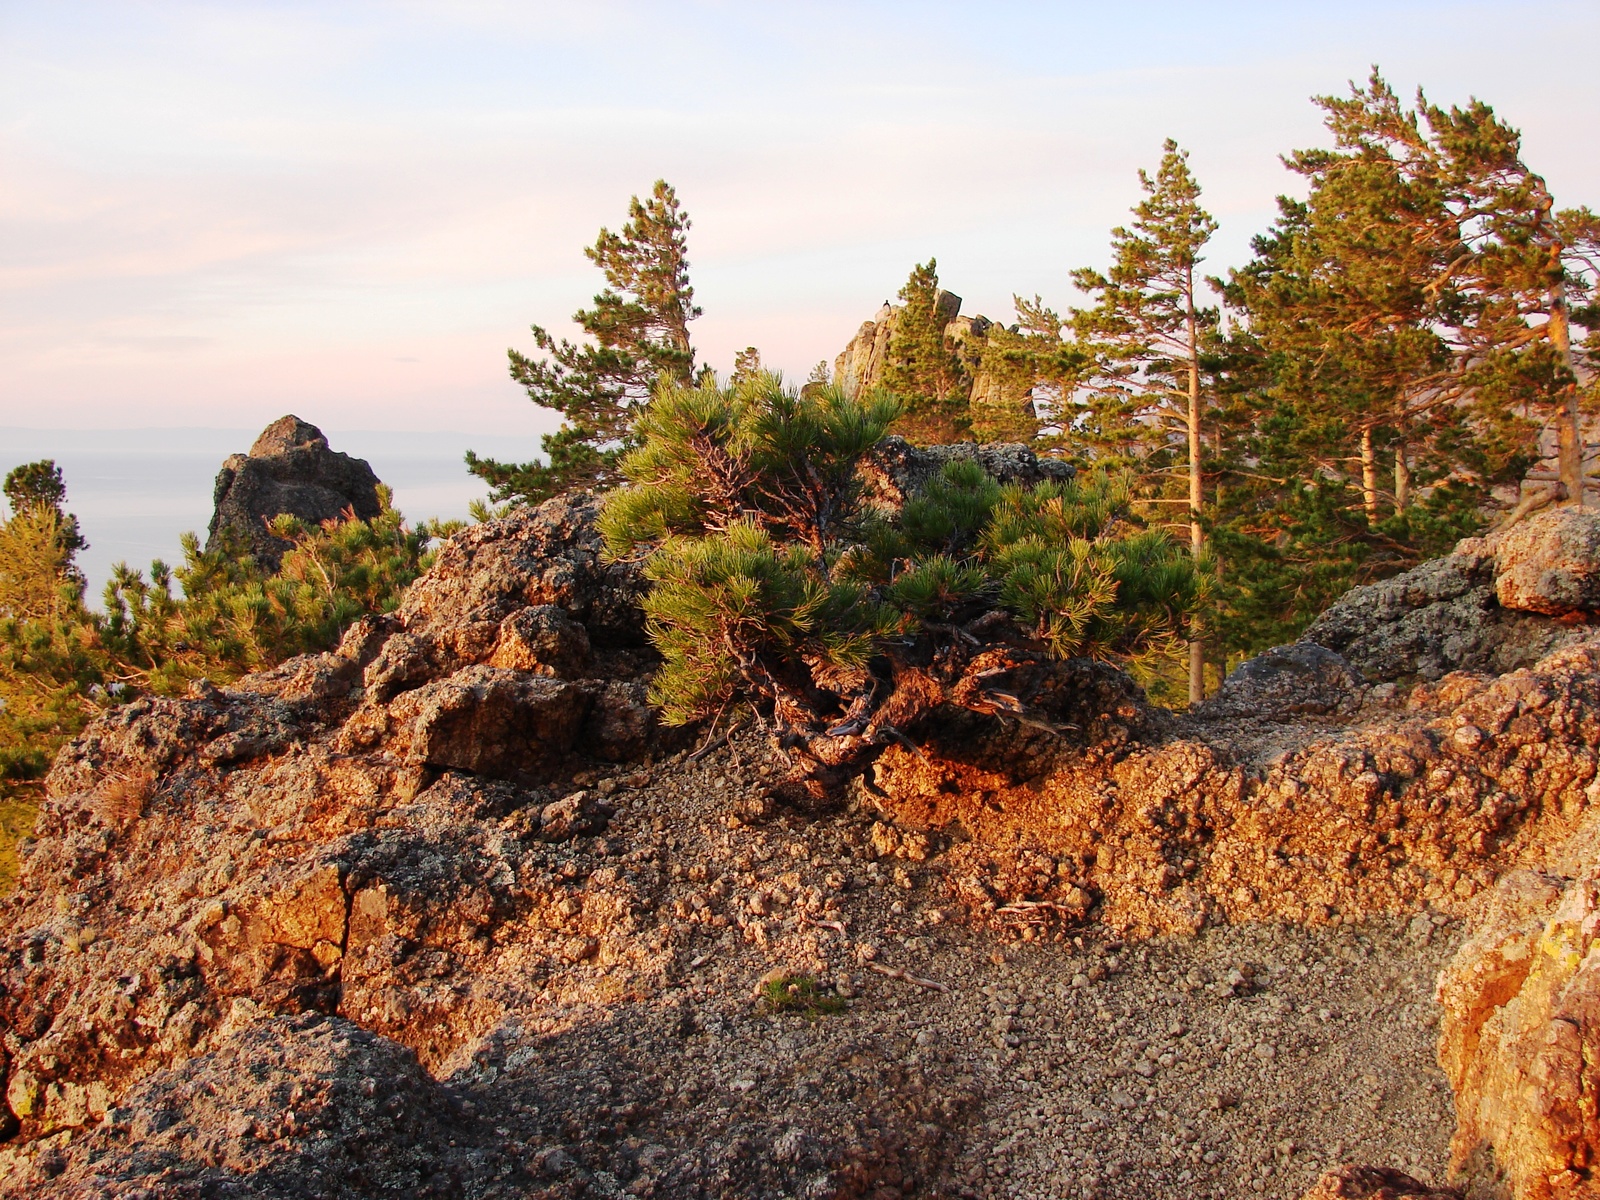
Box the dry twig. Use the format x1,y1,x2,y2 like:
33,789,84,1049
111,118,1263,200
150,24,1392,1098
865,963,949,994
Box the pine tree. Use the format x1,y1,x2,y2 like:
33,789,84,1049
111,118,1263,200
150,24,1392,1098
1228,75,1467,531
1422,97,1600,506
602,371,1199,788
882,259,972,443
1070,140,1219,702
1205,71,1600,666
467,180,701,504
4,459,86,560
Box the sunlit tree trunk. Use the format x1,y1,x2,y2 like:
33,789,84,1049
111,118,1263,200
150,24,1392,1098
1549,283,1586,507
1186,266,1205,706
1360,427,1380,523
1394,442,1410,512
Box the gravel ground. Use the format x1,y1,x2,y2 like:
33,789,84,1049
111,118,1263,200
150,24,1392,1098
436,731,1459,1199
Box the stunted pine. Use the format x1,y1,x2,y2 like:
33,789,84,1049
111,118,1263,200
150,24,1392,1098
602,372,1200,789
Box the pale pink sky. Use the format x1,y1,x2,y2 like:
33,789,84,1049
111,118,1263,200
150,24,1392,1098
4,1,1598,434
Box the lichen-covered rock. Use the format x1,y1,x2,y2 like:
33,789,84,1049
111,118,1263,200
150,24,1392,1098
12,1014,517,1198
1436,841,1600,1200
399,493,646,649
579,679,657,762
1302,542,1596,683
1491,506,1600,617
386,665,594,780
1199,642,1364,721
488,604,591,678
858,434,1074,509
207,416,383,570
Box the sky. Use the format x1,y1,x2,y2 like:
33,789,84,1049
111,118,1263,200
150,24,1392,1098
3,1,1599,437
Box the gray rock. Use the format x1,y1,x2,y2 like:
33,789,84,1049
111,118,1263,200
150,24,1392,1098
1198,643,1363,721
387,664,595,780
207,416,383,570
860,435,1074,510
1300,546,1594,683
400,492,647,649
21,1013,513,1198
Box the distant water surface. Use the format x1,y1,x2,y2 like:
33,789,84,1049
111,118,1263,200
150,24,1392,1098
0,428,547,604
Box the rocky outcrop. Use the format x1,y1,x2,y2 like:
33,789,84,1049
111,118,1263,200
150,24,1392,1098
858,434,1074,508
869,639,1600,938
1302,510,1600,684
1491,507,1600,617
207,416,384,569
1434,836,1600,1200
832,296,1038,442
8,472,1600,1198
23,1014,517,1198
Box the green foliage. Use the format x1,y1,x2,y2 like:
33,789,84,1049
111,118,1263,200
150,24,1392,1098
469,180,700,505
758,974,848,1019
1066,140,1219,471
4,459,86,559
98,487,436,694
882,259,973,444
639,520,896,726
1204,69,1599,663
0,476,440,842
604,373,1199,745
599,372,900,555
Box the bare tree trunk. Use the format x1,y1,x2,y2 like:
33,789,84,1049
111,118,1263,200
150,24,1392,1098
1360,427,1380,523
1394,442,1410,512
1550,283,1586,508
1186,269,1205,706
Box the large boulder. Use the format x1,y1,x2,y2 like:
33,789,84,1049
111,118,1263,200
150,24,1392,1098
1197,642,1364,722
207,416,383,569
1301,519,1600,684
1489,506,1600,617
1436,844,1600,1200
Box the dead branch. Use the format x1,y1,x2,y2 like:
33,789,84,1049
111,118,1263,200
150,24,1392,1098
865,963,950,994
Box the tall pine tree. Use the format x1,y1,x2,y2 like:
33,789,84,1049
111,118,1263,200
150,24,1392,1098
882,259,972,443
1423,96,1600,507
1070,140,1219,703
467,180,701,505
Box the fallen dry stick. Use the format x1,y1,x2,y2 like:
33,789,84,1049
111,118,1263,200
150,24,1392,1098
996,900,1075,915
866,963,950,994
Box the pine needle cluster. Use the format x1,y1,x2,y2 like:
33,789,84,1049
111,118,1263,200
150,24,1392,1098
601,372,1200,779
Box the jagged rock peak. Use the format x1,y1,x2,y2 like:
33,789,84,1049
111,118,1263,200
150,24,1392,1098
207,415,383,570
249,415,330,458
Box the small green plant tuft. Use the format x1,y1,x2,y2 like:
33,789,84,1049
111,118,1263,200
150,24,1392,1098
759,974,848,1019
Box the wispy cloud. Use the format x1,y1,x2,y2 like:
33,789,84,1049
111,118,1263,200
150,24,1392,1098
1,1,1596,431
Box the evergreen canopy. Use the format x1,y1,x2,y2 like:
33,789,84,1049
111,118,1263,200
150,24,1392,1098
601,372,1200,783
468,180,701,505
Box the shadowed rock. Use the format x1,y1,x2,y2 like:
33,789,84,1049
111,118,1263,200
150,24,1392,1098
207,416,383,570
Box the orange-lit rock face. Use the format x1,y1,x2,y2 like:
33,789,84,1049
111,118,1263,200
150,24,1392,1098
870,644,1600,941
1437,862,1600,1200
